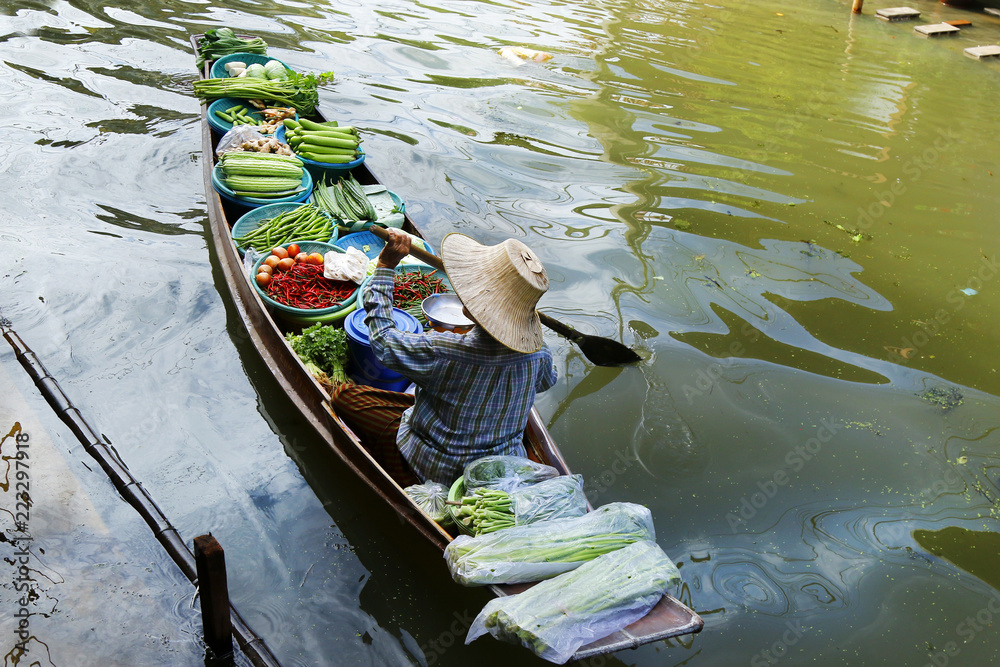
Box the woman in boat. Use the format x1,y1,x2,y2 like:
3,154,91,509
330,228,557,487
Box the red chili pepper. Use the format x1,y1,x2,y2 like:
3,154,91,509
392,271,450,309
266,263,356,310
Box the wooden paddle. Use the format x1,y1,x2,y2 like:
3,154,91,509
367,226,643,366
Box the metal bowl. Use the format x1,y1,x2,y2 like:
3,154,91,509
421,293,473,333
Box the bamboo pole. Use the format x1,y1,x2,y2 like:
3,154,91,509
852,0,864,13
2,324,282,667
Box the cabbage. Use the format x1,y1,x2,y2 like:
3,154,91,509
244,63,267,79
264,60,289,80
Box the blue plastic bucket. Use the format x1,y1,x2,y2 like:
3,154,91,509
344,307,422,391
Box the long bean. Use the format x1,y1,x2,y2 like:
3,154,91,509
233,204,333,253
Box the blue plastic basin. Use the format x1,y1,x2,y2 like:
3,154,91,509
344,307,421,391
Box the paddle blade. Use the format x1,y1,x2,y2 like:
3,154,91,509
537,312,642,366
577,334,644,366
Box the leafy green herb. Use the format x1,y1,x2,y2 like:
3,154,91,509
285,323,351,386
196,28,268,69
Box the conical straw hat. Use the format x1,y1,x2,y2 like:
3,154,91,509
440,233,549,353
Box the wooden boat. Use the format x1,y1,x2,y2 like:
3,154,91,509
190,35,703,661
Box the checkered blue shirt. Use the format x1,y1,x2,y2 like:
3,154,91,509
363,268,557,485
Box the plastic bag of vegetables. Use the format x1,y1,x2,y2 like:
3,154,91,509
510,474,587,524
404,481,450,524
466,540,680,664
444,502,654,585
451,474,588,535
463,455,558,494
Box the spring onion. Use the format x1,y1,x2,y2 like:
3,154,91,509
193,70,334,116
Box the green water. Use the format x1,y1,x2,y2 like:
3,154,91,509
1,0,999,665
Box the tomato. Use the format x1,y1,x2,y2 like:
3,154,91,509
307,252,325,265
258,263,273,276
277,258,296,272
255,272,272,287
287,243,301,258
264,256,280,269
271,246,289,260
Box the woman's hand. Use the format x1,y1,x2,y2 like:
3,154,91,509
376,228,412,269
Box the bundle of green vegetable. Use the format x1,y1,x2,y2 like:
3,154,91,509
193,70,334,116
233,204,333,254
463,455,558,494
403,482,450,524
466,540,680,664
217,152,305,199
196,28,268,68
452,474,588,535
285,322,351,388
452,488,515,534
312,173,376,224
444,502,655,585
282,118,362,165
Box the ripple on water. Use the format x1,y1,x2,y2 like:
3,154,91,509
711,559,790,616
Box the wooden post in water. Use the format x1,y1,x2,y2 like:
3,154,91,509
195,534,234,659
852,0,864,13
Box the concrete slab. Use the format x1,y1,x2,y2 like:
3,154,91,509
965,44,1000,59
915,23,962,37
876,7,921,21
